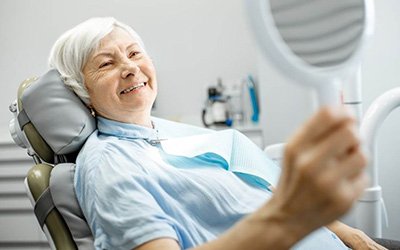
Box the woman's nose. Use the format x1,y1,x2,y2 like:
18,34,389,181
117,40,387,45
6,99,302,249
121,60,140,79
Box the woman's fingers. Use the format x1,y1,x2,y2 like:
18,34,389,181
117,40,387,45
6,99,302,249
286,117,362,180
276,105,369,228
321,123,358,157
282,107,357,183
287,106,355,153
335,147,368,179
334,171,369,214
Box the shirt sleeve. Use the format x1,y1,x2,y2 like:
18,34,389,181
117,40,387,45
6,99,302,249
81,143,179,250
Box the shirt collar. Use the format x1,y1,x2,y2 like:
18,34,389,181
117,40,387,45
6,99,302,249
97,116,159,141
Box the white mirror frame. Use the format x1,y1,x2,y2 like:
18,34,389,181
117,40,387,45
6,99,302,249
245,0,375,105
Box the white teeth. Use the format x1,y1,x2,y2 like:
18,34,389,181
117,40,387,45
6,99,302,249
122,82,145,94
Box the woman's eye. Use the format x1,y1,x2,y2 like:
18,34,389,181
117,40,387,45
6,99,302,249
129,51,140,58
99,61,112,68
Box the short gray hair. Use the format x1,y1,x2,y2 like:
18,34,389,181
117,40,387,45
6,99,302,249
48,17,146,105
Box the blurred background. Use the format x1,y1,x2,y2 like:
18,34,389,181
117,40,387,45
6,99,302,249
0,0,399,248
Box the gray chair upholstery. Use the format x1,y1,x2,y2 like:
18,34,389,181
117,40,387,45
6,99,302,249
13,69,96,249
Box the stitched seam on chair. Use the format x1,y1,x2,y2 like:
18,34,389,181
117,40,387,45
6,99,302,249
56,123,87,155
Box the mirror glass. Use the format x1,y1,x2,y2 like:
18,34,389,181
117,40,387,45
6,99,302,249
269,0,365,68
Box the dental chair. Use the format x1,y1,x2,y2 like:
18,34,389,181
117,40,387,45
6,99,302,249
9,70,400,250
9,69,96,249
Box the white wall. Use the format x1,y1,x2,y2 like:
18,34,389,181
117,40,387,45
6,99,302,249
257,0,400,240
0,0,258,137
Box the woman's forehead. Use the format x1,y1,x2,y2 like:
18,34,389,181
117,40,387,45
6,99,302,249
99,28,139,49
91,28,143,58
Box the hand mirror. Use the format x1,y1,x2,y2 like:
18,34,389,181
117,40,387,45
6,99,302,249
246,0,374,105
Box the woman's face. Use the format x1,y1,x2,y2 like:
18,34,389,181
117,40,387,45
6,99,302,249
83,28,157,124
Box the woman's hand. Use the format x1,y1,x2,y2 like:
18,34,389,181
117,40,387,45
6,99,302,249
344,230,387,250
263,106,368,242
328,221,387,250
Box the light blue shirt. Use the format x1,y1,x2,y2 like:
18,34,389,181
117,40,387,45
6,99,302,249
75,117,348,250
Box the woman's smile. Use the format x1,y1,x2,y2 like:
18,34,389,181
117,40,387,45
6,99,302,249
120,82,147,95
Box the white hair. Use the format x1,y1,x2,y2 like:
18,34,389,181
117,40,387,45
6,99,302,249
48,17,146,105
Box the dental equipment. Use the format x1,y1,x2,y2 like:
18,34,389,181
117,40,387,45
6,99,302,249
356,88,400,237
245,0,374,106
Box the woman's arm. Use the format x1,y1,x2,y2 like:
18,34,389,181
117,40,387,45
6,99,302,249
328,221,387,250
136,106,368,250
135,203,312,250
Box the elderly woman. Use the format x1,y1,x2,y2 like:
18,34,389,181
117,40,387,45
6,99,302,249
48,17,385,250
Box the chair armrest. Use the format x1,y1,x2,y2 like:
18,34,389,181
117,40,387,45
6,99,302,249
264,143,286,167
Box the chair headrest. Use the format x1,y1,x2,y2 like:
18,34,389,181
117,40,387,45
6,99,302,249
12,69,96,163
